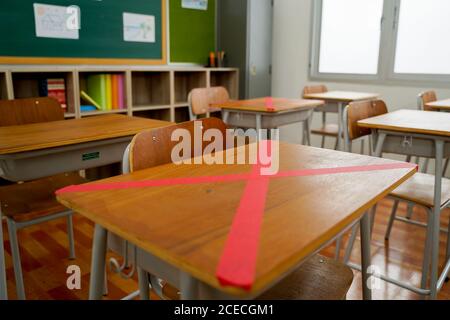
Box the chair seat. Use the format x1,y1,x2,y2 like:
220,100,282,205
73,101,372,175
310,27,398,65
390,173,450,208
311,124,339,137
160,255,353,300
0,172,87,222
257,255,353,300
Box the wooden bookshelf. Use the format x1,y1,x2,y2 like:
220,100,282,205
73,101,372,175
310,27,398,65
0,71,8,100
0,66,239,123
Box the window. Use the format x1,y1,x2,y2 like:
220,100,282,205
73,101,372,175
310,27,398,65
318,0,383,75
394,0,450,75
311,0,450,84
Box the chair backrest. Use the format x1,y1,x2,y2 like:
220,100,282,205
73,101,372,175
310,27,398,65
188,87,230,120
302,85,328,97
345,100,388,141
418,91,437,111
127,118,228,172
0,97,64,127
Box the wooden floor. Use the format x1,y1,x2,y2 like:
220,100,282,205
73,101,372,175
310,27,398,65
1,198,449,300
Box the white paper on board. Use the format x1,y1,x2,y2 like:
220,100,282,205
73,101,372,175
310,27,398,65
123,12,155,43
33,3,80,39
182,0,208,11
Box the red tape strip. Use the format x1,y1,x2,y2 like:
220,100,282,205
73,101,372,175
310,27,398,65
216,163,270,290
265,97,275,112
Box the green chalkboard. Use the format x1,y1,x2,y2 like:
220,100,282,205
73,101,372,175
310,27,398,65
0,0,166,64
170,0,215,64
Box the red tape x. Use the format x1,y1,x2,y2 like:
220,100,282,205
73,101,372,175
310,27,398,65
56,160,417,291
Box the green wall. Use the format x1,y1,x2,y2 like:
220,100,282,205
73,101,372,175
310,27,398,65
170,0,216,64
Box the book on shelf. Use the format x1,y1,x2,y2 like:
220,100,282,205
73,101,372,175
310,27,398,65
84,73,125,112
39,78,67,109
86,74,107,111
80,91,101,110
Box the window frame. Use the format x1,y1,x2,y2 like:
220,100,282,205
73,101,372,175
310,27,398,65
309,0,450,87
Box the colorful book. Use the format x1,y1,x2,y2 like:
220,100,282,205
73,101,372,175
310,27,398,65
117,74,125,109
112,74,119,110
80,90,101,110
80,105,97,112
86,74,107,111
105,74,112,110
38,78,66,109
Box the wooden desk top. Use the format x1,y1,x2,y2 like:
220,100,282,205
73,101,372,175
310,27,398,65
0,114,172,155
303,91,379,103
212,98,324,113
358,109,450,137
57,143,415,297
425,99,450,111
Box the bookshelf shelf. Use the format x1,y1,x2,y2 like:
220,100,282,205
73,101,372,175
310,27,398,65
0,66,239,123
10,70,76,117
0,72,7,100
174,71,207,104
80,109,128,117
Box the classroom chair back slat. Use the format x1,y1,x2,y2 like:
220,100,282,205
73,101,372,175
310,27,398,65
302,85,328,97
0,97,64,127
129,118,228,172
188,87,230,119
346,100,388,141
418,91,437,111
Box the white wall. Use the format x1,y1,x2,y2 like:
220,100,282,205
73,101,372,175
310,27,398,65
272,0,450,151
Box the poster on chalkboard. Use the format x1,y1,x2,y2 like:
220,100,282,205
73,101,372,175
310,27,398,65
123,12,155,43
181,0,208,11
33,3,80,39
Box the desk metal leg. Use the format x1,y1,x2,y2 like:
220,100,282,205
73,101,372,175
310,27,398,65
222,110,229,124
137,267,150,300
430,140,444,299
180,272,199,300
256,114,263,141
0,211,7,300
360,212,373,300
89,224,107,300
337,102,344,150
374,133,387,158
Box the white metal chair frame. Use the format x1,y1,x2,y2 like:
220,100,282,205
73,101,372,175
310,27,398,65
341,105,450,298
0,201,75,300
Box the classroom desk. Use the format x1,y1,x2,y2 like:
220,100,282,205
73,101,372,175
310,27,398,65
213,98,324,143
57,143,415,300
358,109,450,299
0,114,171,182
425,99,450,112
303,91,379,150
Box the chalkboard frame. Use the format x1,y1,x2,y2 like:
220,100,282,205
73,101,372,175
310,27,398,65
0,1,167,65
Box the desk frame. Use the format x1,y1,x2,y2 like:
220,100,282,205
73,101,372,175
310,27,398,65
371,129,450,299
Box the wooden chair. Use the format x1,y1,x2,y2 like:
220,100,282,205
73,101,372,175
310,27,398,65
302,85,339,149
188,87,230,121
342,100,450,294
124,118,354,300
418,91,437,112
0,97,86,300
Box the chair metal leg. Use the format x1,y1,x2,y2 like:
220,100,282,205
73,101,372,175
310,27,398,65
137,268,150,300
335,236,342,260
406,203,414,220
370,205,377,236
0,212,7,300
321,136,325,149
344,223,359,264
423,158,430,174
385,200,399,241
421,209,433,290
66,214,76,260
6,219,25,300
360,139,365,155
443,159,449,177
334,138,338,151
